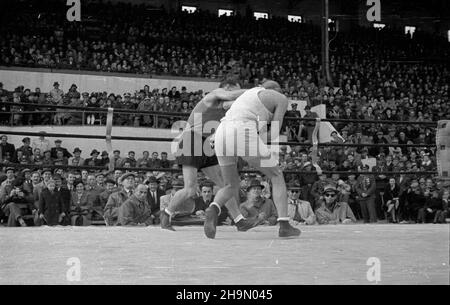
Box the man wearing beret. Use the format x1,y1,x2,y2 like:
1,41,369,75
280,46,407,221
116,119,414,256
239,180,278,226
104,172,135,226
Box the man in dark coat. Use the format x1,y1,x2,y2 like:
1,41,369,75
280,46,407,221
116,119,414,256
53,174,71,225
0,135,16,163
38,179,66,226
145,176,165,222
50,139,73,159
84,149,102,167
104,172,135,225
117,184,153,226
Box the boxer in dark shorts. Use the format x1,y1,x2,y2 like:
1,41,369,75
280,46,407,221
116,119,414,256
160,76,258,233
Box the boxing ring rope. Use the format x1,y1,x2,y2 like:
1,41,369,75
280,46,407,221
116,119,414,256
0,101,438,125
2,163,438,177
1,101,444,178
0,130,437,148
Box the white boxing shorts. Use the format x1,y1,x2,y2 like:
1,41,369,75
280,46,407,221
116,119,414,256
214,120,278,168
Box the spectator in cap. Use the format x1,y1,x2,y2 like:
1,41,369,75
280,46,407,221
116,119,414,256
84,149,102,167
285,102,302,141
315,184,356,224
50,139,72,159
239,180,278,226
104,172,136,226
32,131,51,157
302,105,318,143
118,184,154,226
287,182,316,225
37,179,66,226
68,147,85,166
310,173,331,209
69,180,91,226
1,135,16,163
2,179,35,227
145,176,165,222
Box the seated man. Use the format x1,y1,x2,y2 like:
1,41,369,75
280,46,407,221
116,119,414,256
117,184,153,226
104,172,135,226
194,180,230,224
286,183,316,225
315,185,356,225
418,189,441,223
434,189,449,223
1,179,35,226
239,180,278,226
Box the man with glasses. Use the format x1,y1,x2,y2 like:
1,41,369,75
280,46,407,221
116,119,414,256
287,183,316,225
316,185,356,224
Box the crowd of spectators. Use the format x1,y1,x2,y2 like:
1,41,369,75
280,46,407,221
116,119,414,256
1,0,449,226
1,127,449,227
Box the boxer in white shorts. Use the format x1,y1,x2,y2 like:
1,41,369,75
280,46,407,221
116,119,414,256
204,80,301,239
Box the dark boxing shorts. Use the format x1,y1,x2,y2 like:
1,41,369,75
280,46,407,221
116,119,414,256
175,130,218,170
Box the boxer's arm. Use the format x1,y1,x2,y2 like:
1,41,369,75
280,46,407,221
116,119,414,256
203,89,247,108
259,90,288,132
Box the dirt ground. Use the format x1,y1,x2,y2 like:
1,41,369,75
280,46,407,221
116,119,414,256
0,224,448,285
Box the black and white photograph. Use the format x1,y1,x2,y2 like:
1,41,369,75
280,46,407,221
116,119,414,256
0,0,449,289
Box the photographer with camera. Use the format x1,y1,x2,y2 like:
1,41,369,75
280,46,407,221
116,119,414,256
1,179,35,226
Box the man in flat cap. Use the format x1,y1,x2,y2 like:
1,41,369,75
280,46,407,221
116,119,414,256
51,139,72,159
104,172,136,226
315,184,356,224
